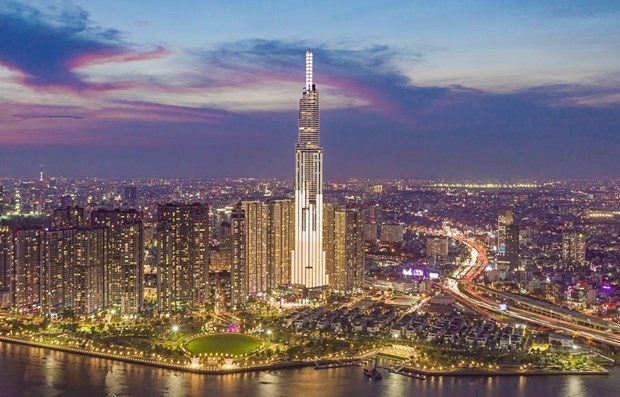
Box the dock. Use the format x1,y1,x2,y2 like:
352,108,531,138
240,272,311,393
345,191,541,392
382,365,427,380
314,359,361,370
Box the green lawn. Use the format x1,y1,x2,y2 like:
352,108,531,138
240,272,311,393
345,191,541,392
185,333,261,356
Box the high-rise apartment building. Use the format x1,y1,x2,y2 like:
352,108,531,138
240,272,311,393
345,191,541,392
0,226,12,289
323,203,336,286
427,237,449,262
365,204,383,224
562,231,586,265
230,203,246,308
11,229,43,310
380,224,404,243
71,228,105,314
42,228,105,315
42,229,73,314
157,203,209,312
91,209,144,314
324,205,364,291
230,199,294,308
51,206,87,230
333,207,365,291
243,201,269,295
267,199,294,289
292,50,327,289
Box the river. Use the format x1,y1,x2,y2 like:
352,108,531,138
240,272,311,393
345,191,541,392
1,342,618,397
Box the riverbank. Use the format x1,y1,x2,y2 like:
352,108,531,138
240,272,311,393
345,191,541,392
0,335,609,377
395,364,609,377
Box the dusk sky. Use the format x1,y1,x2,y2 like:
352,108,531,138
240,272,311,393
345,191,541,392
1,0,619,179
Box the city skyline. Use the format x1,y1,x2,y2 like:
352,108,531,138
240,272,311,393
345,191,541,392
1,1,619,179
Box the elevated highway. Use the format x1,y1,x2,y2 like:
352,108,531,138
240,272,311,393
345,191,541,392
444,235,620,349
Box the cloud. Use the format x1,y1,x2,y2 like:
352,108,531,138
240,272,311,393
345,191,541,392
0,4,619,181
0,1,168,91
11,113,84,121
513,83,620,107
189,39,423,113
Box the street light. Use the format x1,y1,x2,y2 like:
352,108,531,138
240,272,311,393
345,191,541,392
172,325,180,333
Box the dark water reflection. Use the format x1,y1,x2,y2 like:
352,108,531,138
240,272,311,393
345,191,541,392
0,342,618,397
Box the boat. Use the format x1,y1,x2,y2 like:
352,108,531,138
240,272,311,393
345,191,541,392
363,358,383,380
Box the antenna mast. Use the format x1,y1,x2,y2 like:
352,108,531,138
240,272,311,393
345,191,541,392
305,49,313,91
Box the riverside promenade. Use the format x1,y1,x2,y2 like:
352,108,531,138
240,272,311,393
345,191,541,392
0,334,610,378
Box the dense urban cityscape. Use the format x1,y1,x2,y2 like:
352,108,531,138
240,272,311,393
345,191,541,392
1,158,620,379
1,1,620,395
1,52,620,381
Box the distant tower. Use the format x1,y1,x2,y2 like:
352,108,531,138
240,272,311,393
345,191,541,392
39,163,44,183
123,186,137,208
497,209,519,269
292,49,327,289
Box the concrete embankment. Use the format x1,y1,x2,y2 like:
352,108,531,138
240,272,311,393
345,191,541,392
0,335,610,378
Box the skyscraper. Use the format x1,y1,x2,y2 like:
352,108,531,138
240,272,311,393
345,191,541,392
71,228,105,314
11,229,43,310
243,201,269,295
333,207,365,291
0,226,12,289
42,228,105,315
230,199,294,309
324,205,365,292
42,229,74,314
267,198,294,290
157,203,209,312
497,209,513,256
497,209,519,269
230,203,246,309
292,49,327,289
91,209,144,314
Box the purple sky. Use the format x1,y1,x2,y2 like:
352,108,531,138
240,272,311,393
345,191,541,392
1,1,619,179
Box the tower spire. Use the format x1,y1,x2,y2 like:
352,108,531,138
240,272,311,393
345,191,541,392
294,49,326,289
305,49,313,91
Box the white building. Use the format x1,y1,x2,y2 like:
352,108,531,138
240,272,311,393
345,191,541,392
292,50,327,289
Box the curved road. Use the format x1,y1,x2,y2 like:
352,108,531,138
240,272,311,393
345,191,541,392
444,235,620,349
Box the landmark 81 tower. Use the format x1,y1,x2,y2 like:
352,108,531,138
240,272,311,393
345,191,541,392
292,50,327,289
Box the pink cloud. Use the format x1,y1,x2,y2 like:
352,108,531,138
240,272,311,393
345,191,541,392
68,47,171,70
